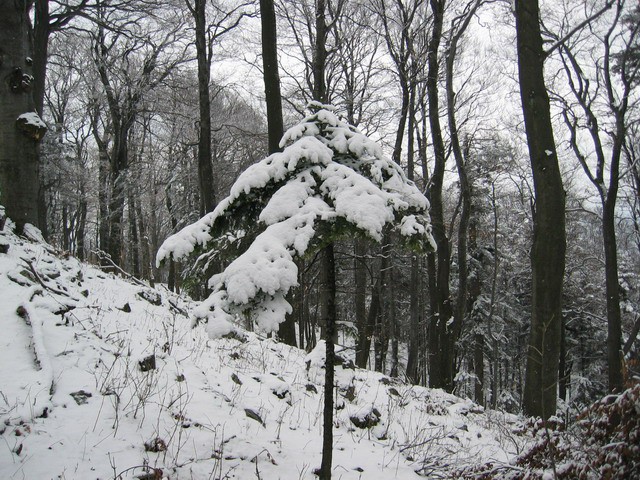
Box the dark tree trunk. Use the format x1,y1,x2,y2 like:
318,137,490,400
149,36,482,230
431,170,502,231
319,244,336,480
128,192,140,278
165,185,179,291
33,0,50,117
558,318,568,402
474,333,485,406
34,0,51,238
279,290,298,346
374,243,391,373
107,120,131,267
515,0,566,419
313,0,328,104
426,0,453,392
136,196,150,280
193,0,216,215
76,195,87,261
405,84,421,384
260,0,284,154
445,2,480,395
603,197,623,391
62,205,69,251
392,80,410,166
354,240,370,368
406,254,421,382
0,1,44,233
389,259,399,377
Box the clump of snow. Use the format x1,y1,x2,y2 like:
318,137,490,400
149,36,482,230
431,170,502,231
16,112,47,129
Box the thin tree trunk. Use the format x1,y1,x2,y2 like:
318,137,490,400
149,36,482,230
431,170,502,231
445,2,481,394
558,318,568,402
193,0,216,215
33,0,51,238
128,192,140,278
405,84,421,384
319,244,336,480
474,333,484,406
76,191,87,261
406,254,421,382
354,240,371,368
260,0,284,154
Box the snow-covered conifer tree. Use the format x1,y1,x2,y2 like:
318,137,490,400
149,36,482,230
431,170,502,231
157,104,435,338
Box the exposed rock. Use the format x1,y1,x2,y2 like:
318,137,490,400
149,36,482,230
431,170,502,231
70,390,92,405
138,355,156,372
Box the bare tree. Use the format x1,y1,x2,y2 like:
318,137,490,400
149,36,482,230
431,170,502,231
91,3,188,267
556,0,639,393
184,0,253,216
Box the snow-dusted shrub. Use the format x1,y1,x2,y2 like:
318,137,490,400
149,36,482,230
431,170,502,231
157,105,435,337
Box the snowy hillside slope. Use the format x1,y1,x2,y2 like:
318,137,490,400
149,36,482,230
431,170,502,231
0,221,529,479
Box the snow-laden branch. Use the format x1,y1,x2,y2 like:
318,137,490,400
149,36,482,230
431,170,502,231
157,107,436,337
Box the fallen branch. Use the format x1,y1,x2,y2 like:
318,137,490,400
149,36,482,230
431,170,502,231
93,249,148,288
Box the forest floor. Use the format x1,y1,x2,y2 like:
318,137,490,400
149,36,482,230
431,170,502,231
0,220,533,479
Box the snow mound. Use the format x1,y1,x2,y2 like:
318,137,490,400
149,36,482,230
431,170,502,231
0,220,525,479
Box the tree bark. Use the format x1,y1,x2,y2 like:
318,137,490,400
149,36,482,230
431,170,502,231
260,0,284,154
426,0,454,392
34,0,51,238
0,1,44,233
313,0,328,104
354,239,372,368
193,0,217,215
603,196,623,391
319,244,336,480
474,332,484,406
515,0,566,419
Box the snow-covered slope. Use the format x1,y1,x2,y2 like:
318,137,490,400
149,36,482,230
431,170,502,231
0,223,527,479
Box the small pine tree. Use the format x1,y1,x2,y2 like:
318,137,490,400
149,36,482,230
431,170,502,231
158,104,436,478
157,104,435,337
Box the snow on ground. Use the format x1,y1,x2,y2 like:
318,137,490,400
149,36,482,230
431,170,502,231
0,223,528,479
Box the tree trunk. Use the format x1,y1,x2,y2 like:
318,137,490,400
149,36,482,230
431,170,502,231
0,1,44,233
354,239,371,368
76,188,87,261
405,83,422,384
260,0,284,154
319,243,336,480
603,198,623,392
34,0,51,238
406,254,421,382
426,0,453,392
279,290,298,346
107,121,130,268
515,0,566,420
128,192,140,278
97,143,110,256
193,0,216,215
136,197,150,280
558,318,568,402
474,332,484,406
313,0,328,104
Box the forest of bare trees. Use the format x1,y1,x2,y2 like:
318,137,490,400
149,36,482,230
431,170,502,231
1,0,639,432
